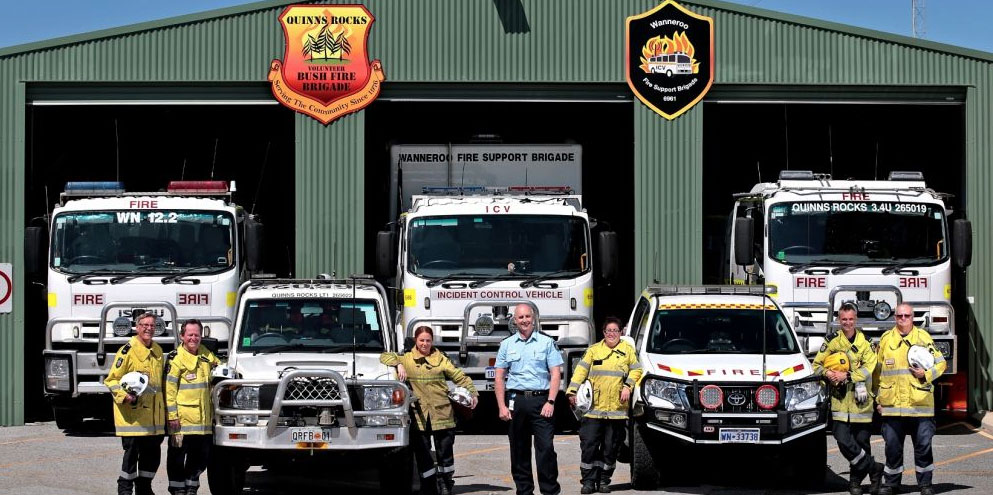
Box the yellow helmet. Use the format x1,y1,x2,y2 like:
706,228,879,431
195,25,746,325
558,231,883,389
823,352,850,372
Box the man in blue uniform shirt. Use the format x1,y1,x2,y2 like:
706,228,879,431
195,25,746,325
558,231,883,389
495,303,564,495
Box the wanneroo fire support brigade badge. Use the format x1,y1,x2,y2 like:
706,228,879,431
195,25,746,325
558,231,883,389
268,4,385,125
626,0,714,120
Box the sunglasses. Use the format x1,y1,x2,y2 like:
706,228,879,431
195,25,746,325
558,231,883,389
894,314,913,319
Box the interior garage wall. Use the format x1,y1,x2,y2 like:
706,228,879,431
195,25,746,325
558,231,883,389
0,0,992,424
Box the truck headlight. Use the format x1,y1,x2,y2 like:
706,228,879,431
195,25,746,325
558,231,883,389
933,341,952,358
361,385,406,410
873,301,892,321
784,381,824,411
113,317,132,337
232,386,260,410
642,378,690,411
45,356,71,391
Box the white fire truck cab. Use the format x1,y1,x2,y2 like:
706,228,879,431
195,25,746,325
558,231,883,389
627,285,828,489
726,170,972,412
32,180,263,429
376,187,618,407
207,277,413,495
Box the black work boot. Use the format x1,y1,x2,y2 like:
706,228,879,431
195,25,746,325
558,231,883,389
849,479,864,495
919,486,935,495
598,480,611,493
135,479,155,495
868,462,884,494
580,482,597,494
877,486,895,495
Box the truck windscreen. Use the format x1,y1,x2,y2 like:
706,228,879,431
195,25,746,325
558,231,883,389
647,308,798,354
407,214,590,278
51,210,235,273
767,202,947,265
238,298,383,352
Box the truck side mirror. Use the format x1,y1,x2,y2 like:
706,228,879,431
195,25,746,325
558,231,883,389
24,226,46,277
598,231,618,281
952,219,972,268
376,230,397,279
734,217,755,266
244,218,264,273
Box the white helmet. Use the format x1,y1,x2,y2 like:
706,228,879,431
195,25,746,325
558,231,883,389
448,386,474,408
574,380,593,416
908,345,935,371
120,371,149,396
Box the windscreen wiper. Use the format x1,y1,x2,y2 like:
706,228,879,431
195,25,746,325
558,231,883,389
108,263,177,284
519,269,583,288
66,269,122,283
881,257,932,275
161,267,216,284
254,343,307,356
425,272,487,288
830,262,869,275
787,259,836,274
468,273,526,289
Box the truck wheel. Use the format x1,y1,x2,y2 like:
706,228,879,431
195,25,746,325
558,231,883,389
791,430,827,487
379,446,414,495
53,407,83,431
207,446,247,495
630,423,660,490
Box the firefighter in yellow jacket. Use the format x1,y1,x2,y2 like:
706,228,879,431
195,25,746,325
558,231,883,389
812,303,883,495
566,317,643,494
104,312,166,495
381,326,477,495
165,319,221,495
873,303,946,495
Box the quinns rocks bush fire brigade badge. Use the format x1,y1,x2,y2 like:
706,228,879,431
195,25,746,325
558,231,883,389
268,5,385,125
626,0,714,120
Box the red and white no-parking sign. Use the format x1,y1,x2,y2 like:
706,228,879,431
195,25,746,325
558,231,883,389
0,263,12,314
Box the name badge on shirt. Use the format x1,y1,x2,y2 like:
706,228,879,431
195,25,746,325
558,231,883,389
186,373,197,381
885,358,895,366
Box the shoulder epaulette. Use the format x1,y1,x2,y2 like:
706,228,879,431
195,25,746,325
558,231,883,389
121,342,132,355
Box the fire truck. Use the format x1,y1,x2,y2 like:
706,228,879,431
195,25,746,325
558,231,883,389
376,186,618,409
725,170,972,412
32,180,263,429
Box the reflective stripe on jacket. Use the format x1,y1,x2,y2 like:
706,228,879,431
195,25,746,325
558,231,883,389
380,349,476,430
812,330,877,423
104,336,165,436
872,327,946,417
165,346,220,435
566,340,643,420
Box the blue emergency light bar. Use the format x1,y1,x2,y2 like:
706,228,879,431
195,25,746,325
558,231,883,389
421,186,487,195
64,181,125,194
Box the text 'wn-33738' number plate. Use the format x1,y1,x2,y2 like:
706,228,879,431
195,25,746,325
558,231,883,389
718,428,759,444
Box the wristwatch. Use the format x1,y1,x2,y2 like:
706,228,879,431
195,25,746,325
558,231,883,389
546,398,555,405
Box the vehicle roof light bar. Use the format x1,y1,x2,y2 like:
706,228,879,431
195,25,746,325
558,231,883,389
777,170,817,181
507,185,573,194
421,186,488,195
887,171,925,181
64,181,126,195
167,180,230,194
649,284,775,296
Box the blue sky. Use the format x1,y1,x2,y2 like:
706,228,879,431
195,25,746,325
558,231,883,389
0,0,990,53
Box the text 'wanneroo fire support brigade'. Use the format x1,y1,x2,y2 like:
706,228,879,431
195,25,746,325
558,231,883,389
626,0,714,120
268,4,385,125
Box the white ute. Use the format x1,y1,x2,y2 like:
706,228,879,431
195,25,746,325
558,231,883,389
626,285,828,489
207,277,413,495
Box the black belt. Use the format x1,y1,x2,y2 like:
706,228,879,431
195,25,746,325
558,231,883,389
509,390,548,397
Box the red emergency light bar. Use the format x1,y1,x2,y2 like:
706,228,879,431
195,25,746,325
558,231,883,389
506,186,573,194
167,181,229,194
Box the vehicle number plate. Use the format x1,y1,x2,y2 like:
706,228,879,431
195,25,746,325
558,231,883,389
718,428,760,444
485,366,496,379
290,427,332,443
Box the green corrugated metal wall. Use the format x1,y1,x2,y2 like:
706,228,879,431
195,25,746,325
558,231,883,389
0,0,991,424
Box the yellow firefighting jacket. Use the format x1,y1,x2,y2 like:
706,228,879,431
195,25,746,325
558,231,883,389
873,326,946,417
566,339,643,420
380,349,477,431
165,345,221,435
104,336,166,436
812,329,877,423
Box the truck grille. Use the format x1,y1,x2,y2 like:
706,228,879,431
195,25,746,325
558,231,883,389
284,377,341,401
719,385,758,413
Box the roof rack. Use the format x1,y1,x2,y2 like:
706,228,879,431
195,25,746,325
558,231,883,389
647,285,775,296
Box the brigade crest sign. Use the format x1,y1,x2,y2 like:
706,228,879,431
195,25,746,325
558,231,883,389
626,0,714,120
268,4,385,125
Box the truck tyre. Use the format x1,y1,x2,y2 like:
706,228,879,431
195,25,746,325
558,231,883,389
207,446,247,495
791,430,827,487
379,446,414,495
53,407,83,431
630,423,660,490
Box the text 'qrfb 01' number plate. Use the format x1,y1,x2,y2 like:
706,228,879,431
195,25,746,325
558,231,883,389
290,427,332,444
718,428,760,443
